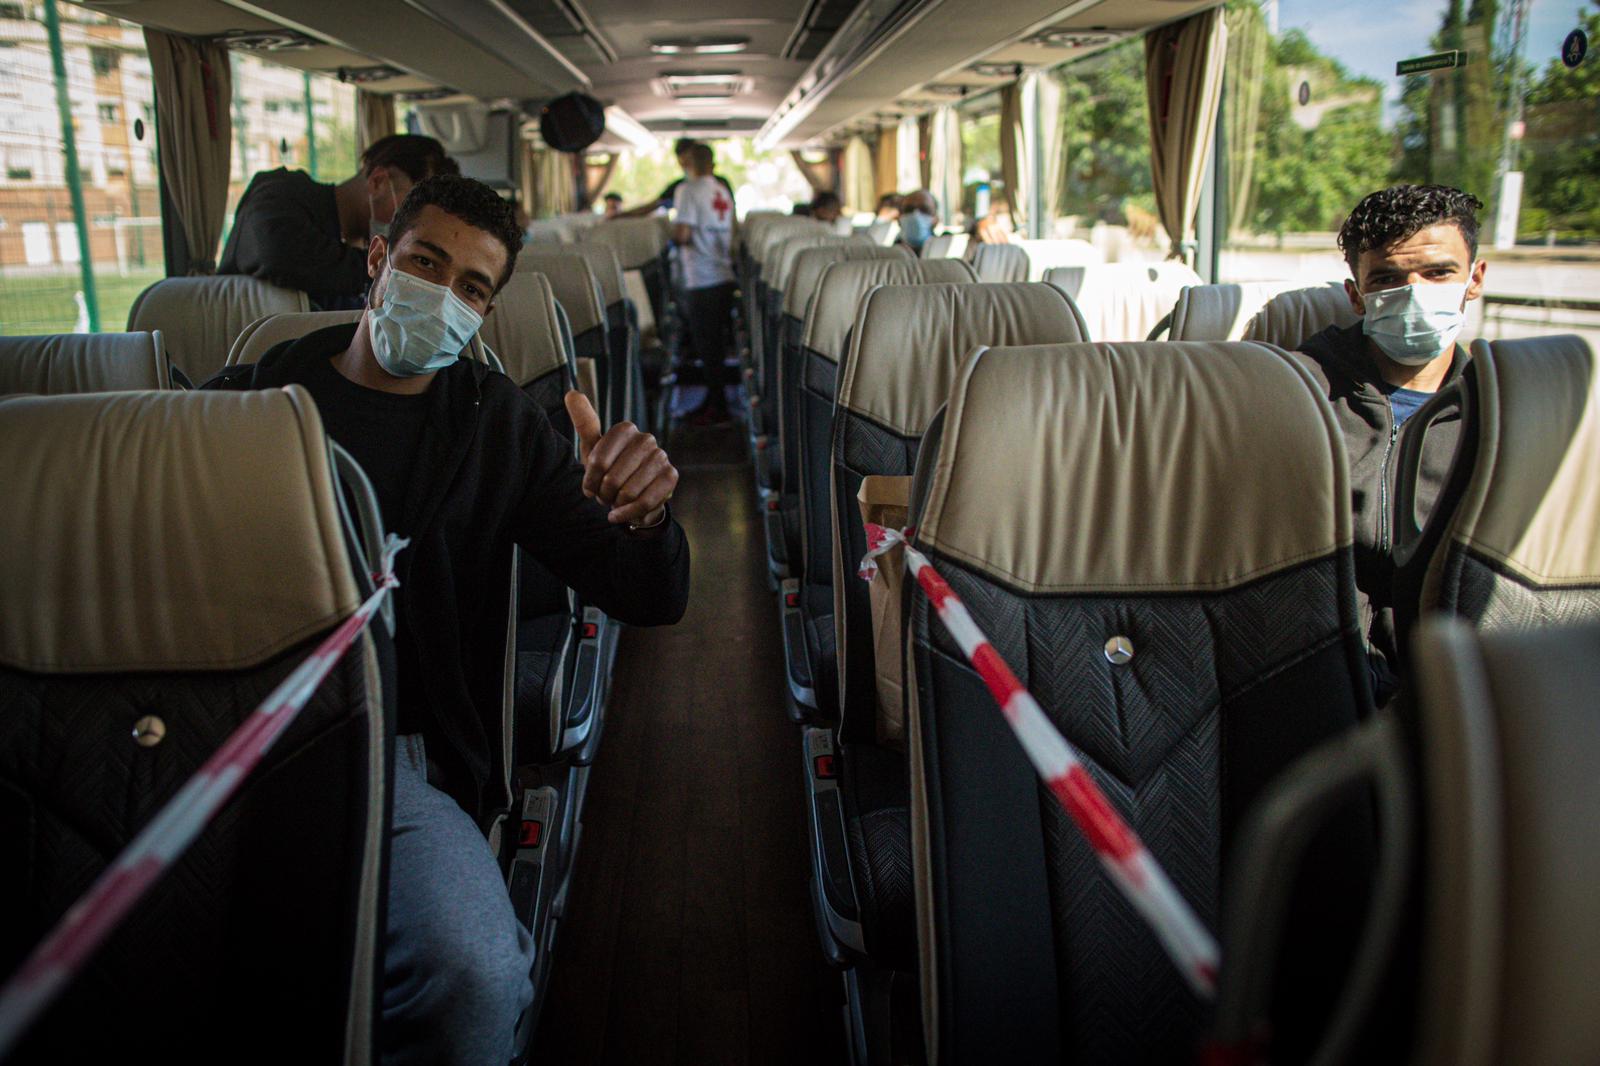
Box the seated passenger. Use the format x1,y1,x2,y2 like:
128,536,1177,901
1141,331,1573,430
206,174,691,1065
1297,183,1487,703
603,191,624,219
897,189,939,253
810,191,843,224
219,134,457,310
876,192,902,221
973,200,1014,244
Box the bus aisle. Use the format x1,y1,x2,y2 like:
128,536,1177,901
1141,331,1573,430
536,422,847,1065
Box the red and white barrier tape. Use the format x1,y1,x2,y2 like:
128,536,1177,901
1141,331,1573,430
0,535,409,1058
861,524,1220,998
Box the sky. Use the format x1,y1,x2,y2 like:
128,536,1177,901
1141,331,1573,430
1275,0,1592,124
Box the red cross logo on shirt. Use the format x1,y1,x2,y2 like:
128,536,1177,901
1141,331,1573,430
712,190,731,221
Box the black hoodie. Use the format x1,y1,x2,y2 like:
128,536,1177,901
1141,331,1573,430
205,324,690,820
1295,321,1465,702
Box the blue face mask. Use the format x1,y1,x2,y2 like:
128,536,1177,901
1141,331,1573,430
900,211,934,251
368,258,484,377
1361,280,1469,366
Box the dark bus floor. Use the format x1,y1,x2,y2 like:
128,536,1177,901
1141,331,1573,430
535,422,848,1064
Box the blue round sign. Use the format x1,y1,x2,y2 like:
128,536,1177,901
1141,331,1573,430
1564,28,1588,68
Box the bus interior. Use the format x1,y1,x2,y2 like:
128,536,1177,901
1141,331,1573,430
1,0,1598,1062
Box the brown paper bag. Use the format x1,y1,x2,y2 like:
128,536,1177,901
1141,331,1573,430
858,475,912,748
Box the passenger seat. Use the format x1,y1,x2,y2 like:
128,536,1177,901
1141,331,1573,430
0,331,178,394
1045,262,1202,342
515,254,618,422
903,340,1374,1062
0,387,393,1062
966,242,1029,283
1162,280,1357,347
127,274,309,386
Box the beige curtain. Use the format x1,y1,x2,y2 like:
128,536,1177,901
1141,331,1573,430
872,128,898,201
917,114,933,190
1144,7,1228,260
998,81,1026,228
1036,73,1065,235
790,149,838,194
928,105,961,222
583,152,617,205
843,136,875,214
520,138,539,218
532,149,576,219
1223,2,1269,239
895,118,920,194
143,29,232,274
356,90,397,152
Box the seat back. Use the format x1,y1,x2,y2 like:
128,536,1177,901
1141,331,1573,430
1044,262,1202,342
581,217,666,270
1015,238,1103,278
1409,616,1600,1066
480,271,577,425
0,331,176,394
1394,335,1600,647
516,252,620,423
226,309,496,371
1167,281,1356,346
832,283,1088,742
904,340,1372,1063
773,233,856,299
0,387,390,1062
967,242,1029,282
920,233,969,260
127,275,310,386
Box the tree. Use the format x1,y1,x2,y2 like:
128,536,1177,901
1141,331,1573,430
1054,38,1153,225
1518,2,1600,237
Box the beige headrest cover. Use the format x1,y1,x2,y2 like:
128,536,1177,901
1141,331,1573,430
840,283,1088,437
1045,263,1202,343
0,332,171,395
784,244,910,320
772,234,853,293
481,271,569,386
228,309,363,367
129,275,309,385
1168,281,1353,344
530,241,624,306
918,341,1351,593
515,252,605,335
803,258,977,361
0,387,361,672
755,219,827,267
583,218,666,269
969,243,1030,283
1445,336,1600,587
1246,283,1361,349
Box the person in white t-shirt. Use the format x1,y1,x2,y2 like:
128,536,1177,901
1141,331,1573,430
671,142,737,424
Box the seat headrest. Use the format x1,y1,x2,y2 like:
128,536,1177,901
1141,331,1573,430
1044,262,1203,342
969,243,1030,283
784,244,911,320
1247,283,1361,349
514,251,606,335
755,219,829,267
0,388,362,673
228,309,363,367
0,331,172,395
803,258,977,362
128,275,309,385
920,233,970,260
481,271,570,387
1015,239,1104,278
771,233,856,293
1445,336,1600,589
582,218,666,269
839,282,1088,438
523,241,624,307
1168,281,1354,345
916,341,1351,593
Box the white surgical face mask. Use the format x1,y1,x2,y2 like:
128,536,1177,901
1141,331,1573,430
1361,280,1469,366
368,258,484,377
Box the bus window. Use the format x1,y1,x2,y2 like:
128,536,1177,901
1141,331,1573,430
1219,0,1600,345
0,3,163,334
957,96,1007,231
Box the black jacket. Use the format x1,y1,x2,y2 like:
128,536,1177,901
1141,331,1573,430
205,325,691,819
218,169,370,309
1296,322,1465,701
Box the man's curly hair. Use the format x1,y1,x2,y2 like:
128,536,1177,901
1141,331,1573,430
1337,184,1484,274
388,174,523,292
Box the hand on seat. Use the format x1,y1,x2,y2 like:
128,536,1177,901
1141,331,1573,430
565,390,678,527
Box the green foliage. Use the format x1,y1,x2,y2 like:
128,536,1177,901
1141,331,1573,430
1054,39,1152,224
1520,3,1600,236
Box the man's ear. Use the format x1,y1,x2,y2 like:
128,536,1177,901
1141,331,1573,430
1464,258,1488,303
1344,277,1366,316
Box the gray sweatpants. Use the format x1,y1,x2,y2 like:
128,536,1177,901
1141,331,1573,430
381,735,536,1065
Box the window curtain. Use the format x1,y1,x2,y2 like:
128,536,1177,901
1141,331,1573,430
872,128,898,201
1144,7,1228,260
927,105,961,222
532,148,576,218
356,90,397,151
843,135,876,214
583,152,617,204
520,138,539,218
1035,73,1065,235
143,29,232,274
790,149,839,193
1223,2,1270,239
895,117,920,194
998,80,1027,228
917,114,933,190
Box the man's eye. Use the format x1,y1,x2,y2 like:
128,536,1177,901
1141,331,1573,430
463,284,483,300
413,255,433,269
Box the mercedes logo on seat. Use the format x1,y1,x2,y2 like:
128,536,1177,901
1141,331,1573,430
1103,635,1135,666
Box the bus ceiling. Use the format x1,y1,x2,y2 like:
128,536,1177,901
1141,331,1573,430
73,0,1222,147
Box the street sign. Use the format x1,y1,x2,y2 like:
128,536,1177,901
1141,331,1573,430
1397,50,1467,75
1563,28,1588,68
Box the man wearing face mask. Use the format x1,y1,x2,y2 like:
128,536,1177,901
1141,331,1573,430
219,134,458,310
898,189,939,254
206,175,689,1064
1296,183,1488,704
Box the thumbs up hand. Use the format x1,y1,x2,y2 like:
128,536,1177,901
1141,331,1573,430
564,390,679,528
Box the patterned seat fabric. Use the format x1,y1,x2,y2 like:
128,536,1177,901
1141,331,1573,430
0,389,391,1063
904,341,1374,1063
